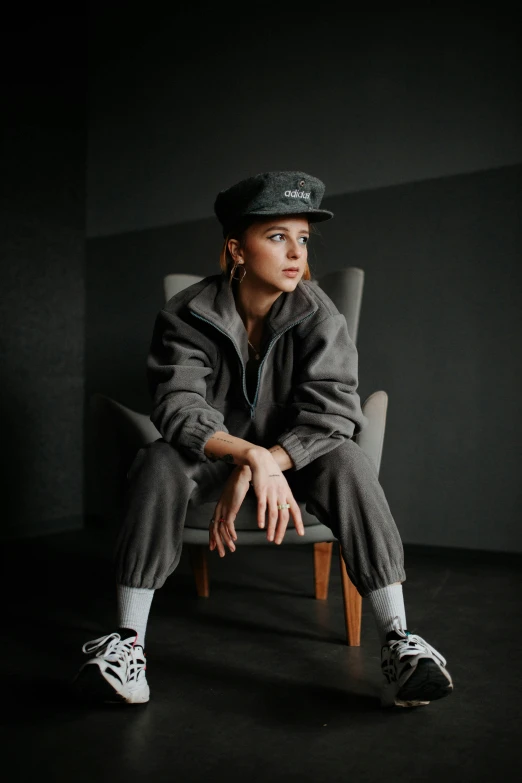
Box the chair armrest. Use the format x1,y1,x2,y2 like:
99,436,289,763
89,393,160,448
355,391,388,477
88,393,160,525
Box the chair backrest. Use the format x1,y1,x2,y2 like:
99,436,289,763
317,267,364,344
164,273,204,303
163,266,364,344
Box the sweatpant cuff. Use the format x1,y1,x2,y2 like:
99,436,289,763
357,568,407,598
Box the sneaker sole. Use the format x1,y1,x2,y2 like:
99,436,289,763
71,664,150,705
395,658,453,704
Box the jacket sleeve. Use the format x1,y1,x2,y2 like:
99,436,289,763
146,307,229,462
276,313,369,471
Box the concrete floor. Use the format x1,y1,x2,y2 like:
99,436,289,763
3,528,522,783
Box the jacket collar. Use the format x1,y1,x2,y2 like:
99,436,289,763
186,273,318,365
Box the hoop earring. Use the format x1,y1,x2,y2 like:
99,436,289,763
230,263,246,284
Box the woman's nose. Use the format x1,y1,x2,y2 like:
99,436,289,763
288,241,303,258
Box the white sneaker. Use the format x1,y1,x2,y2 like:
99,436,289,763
380,616,453,708
71,628,150,704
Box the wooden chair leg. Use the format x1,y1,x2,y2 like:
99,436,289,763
313,542,333,600
338,543,362,646
188,544,209,597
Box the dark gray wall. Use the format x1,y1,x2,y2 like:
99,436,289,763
86,164,522,553
87,9,521,237
0,16,86,539
84,8,521,553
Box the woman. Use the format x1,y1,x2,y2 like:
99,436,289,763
72,171,453,709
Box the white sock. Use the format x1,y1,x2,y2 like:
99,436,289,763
367,583,407,645
116,584,155,648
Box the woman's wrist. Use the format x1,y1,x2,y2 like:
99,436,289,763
245,446,270,468
243,446,280,485
236,463,253,484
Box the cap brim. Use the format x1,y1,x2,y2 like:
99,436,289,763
220,208,334,236
306,210,334,223
246,208,334,223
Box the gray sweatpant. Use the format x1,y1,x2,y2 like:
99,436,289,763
113,437,406,597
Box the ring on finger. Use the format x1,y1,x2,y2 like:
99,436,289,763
277,503,290,510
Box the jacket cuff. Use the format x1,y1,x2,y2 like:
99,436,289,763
182,422,229,463
276,431,311,472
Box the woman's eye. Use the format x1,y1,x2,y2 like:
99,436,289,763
268,234,309,243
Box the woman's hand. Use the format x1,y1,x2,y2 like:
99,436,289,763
247,448,305,545
209,464,251,557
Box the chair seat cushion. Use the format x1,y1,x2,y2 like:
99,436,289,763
182,523,337,546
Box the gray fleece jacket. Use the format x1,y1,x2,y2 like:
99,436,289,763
146,273,369,472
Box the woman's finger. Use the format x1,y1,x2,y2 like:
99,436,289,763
209,516,220,552
272,500,291,544
274,512,290,545
213,529,225,557
219,521,236,552
290,498,305,536
266,491,282,542
216,529,231,556
227,524,238,543
257,494,267,530
210,513,226,557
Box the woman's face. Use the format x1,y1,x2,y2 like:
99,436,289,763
230,216,310,293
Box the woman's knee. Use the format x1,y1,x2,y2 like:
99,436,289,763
311,438,378,479
126,437,181,481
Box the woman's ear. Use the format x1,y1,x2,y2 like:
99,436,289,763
227,238,242,263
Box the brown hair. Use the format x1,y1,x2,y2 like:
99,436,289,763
219,216,314,284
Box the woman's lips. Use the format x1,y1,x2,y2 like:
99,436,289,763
283,269,299,277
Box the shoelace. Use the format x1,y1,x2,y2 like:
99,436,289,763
388,616,447,667
82,632,139,666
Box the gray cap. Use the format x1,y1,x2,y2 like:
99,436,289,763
214,170,334,236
